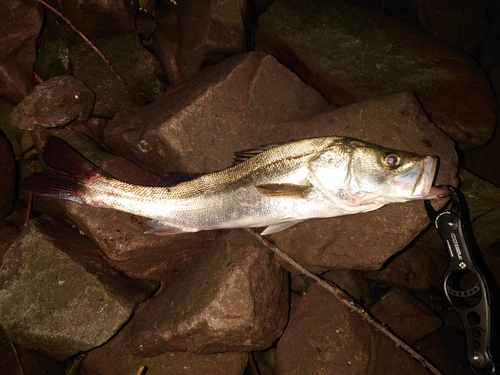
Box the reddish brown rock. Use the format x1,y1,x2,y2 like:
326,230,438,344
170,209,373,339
9,76,95,131
358,0,490,54
0,327,65,375
55,0,138,40
0,1,43,104
0,216,146,360
364,245,442,294
255,0,496,149
370,286,442,344
0,132,15,219
415,327,473,375
30,130,217,282
129,230,289,356
154,0,250,82
70,33,168,118
103,51,329,174
275,283,435,375
81,322,248,375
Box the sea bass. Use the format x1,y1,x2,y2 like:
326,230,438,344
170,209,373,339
21,136,448,236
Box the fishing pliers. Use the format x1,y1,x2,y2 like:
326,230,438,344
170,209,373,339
425,185,498,374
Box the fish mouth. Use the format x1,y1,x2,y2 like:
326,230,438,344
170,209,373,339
392,156,444,199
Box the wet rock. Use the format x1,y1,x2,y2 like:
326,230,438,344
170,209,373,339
29,130,217,282
0,327,64,375
56,0,138,40
275,283,434,375
154,0,250,82
129,229,288,356
370,286,442,344
255,0,497,149
0,132,16,219
81,322,248,375
71,33,168,118
364,245,442,294
9,76,95,131
459,169,500,250
266,91,457,272
0,216,146,360
0,1,44,104
103,51,329,174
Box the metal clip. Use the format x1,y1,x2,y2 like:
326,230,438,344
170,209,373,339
425,185,496,374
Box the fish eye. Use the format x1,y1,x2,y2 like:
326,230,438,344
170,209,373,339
382,153,400,169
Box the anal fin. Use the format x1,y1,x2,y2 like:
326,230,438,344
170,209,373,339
260,220,305,235
146,220,191,236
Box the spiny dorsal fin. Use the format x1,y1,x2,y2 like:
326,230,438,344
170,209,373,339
256,183,310,198
232,142,287,166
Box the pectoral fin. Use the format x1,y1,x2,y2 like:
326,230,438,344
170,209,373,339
256,183,309,198
260,220,305,235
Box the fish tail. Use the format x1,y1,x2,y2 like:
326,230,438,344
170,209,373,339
20,137,102,204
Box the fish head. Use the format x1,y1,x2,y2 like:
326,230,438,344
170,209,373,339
345,144,445,207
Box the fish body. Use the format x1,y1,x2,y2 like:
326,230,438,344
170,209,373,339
21,136,447,235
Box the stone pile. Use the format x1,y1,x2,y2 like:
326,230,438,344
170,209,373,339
1,1,499,374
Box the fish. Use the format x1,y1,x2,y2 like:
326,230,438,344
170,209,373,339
20,136,449,236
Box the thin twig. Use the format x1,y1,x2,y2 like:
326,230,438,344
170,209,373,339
24,160,36,225
15,145,35,161
8,340,25,375
135,365,146,375
244,228,444,375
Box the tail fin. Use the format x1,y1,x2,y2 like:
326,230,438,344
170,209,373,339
20,137,102,204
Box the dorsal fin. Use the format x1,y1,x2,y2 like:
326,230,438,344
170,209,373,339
232,142,287,166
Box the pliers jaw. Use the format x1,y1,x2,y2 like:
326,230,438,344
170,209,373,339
425,185,497,374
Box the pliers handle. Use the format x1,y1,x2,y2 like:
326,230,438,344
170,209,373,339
425,185,497,374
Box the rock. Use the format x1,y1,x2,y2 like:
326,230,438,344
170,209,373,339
129,229,288,356
55,0,138,40
415,327,473,375
255,0,497,149
71,33,168,118
364,244,442,294
266,91,457,272
152,8,183,84
353,0,490,55
0,0,44,104
459,169,500,250
30,130,217,282
0,100,20,149
81,322,248,375
321,270,372,307
0,216,146,360
103,51,329,174
0,132,15,219
0,220,18,262
370,286,442,344
9,76,95,131
275,283,435,375
0,327,64,375
154,0,250,82
34,11,73,81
